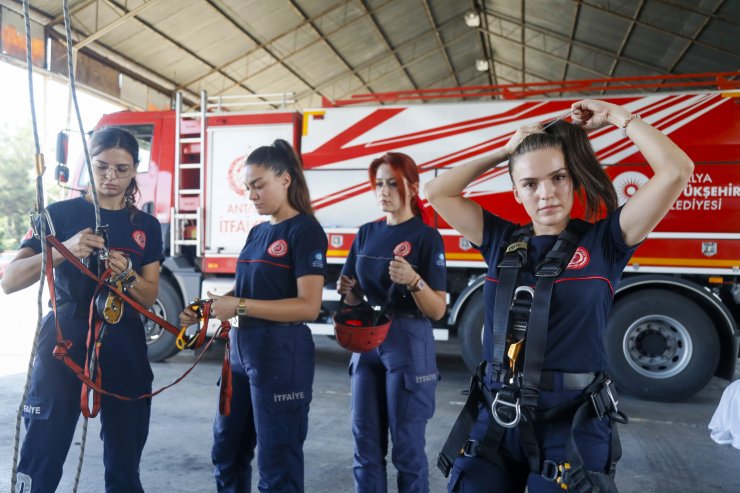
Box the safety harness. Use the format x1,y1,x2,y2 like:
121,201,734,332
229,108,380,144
42,234,233,418
438,220,627,492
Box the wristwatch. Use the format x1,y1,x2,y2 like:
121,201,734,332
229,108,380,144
236,298,248,316
407,275,425,293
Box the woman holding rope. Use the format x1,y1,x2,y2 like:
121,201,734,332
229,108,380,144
179,139,327,492
2,127,163,492
337,152,447,492
425,99,693,492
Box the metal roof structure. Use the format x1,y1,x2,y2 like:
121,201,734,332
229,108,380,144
1,0,738,110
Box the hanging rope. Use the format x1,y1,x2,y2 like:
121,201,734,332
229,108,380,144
62,0,101,231
10,1,48,491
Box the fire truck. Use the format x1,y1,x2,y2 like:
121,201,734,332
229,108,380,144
64,74,740,402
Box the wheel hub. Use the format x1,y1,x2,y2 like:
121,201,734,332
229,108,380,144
623,315,693,379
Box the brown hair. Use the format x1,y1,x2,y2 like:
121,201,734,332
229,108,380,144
246,139,314,216
89,126,141,221
508,120,617,220
368,152,423,218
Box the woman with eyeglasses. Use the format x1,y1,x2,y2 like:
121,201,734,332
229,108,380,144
2,126,163,492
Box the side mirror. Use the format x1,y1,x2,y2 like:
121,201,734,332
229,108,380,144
55,164,69,183
55,131,68,164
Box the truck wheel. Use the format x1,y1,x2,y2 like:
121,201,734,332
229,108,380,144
605,290,719,402
458,292,485,373
144,278,182,362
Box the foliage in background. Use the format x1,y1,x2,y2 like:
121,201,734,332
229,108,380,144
0,124,64,251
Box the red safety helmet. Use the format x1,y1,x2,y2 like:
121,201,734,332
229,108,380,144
333,304,392,353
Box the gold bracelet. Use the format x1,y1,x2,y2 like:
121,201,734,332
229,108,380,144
620,113,640,136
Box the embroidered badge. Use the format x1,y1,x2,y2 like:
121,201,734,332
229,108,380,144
268,239,288,257
567,247,590,270
393,241,412,257
311,250,325,268
132,230,147,249
23,228,34,241
435,251,446,267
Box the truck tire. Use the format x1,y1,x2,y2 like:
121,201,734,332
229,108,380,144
144,278,182,362
458,292,485,373
605,289,719,402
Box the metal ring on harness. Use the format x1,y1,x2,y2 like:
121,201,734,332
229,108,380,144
491,391,522,428
513,285,534,299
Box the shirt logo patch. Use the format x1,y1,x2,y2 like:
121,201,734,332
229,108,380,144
567,247,590,270
311,250,325,268
435,251,446,267
23,228,34,241
132,230,146,249
268,239,288,257
393,241,412,257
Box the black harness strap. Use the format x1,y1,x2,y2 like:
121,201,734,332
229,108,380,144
490,226,531,379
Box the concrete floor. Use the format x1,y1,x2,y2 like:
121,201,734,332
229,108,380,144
1,287,739,492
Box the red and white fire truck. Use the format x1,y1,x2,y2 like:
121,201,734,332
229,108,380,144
65,73,740,401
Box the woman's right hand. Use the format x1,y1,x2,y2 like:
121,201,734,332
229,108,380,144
504,122,544,155
337,275,357,296
179,305,200,327
63,227,106,259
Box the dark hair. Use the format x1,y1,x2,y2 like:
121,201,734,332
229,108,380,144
368,152,424,219
508,120,617,220
89,127,141,219
246,139,313,216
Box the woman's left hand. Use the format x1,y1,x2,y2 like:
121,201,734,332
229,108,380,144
207,291,238,321
571,99,631,130
106,250,131,277
389,256,417,286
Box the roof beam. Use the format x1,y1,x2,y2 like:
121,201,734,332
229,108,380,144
298,14,462,101
101,0,264,101
483,5,669,75
181,0,375,91
654,0,740,29
666,0,727,73
286,0,374,94
580,0,740,59
478,25,609,78
560,0,581,82
357,0,418,91
420,0,460,87
474,0,495,86
47,0,97,27
607,0,644,78
203,0,326,100
75,0,162,50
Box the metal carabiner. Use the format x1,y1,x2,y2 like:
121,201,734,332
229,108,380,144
491,392,522,428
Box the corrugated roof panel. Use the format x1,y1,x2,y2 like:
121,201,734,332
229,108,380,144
622,24,686,71
575,5,632,53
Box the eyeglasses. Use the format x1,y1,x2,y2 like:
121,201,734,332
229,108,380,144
92,162,134,178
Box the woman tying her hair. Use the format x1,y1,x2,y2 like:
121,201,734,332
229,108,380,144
179,139,327,492
2,127,163,492
337,152,447,493
425,99,693,492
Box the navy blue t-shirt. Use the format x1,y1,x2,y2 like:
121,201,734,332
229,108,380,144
20,197,164,305
342,216,446,310
477,207,638,373
235,213,327,307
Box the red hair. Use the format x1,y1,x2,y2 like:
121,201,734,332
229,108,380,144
368,152,431,224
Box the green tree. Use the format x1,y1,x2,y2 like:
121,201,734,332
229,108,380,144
0,123,36,250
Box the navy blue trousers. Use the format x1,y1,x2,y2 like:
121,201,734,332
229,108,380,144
212,323,315,493
16,303,153,493
350,317,439,493
447,387,612,493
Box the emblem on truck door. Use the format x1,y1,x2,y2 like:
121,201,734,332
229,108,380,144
702,241,717,257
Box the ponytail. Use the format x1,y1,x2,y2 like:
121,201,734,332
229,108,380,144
508,120,617,220
246,139,314,216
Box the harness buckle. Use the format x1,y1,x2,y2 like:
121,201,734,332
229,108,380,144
491,390,521,428
461,439,480,457
542,460,571,490
590,378,627,423
29,208,56,238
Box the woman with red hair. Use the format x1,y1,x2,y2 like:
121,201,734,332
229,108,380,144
337,152,447,492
